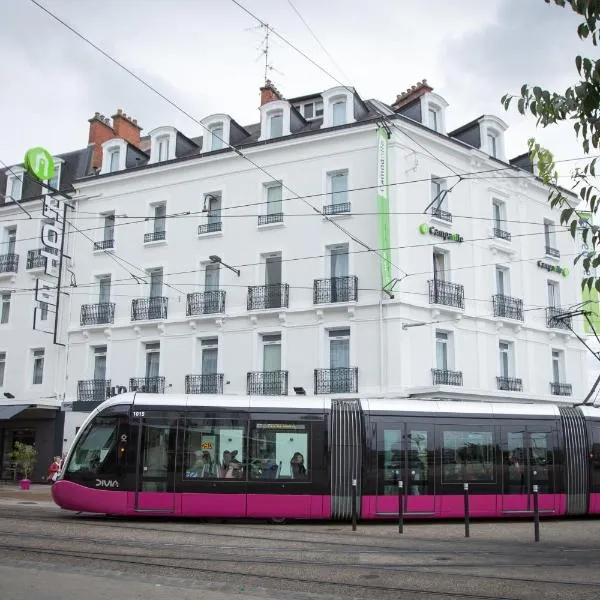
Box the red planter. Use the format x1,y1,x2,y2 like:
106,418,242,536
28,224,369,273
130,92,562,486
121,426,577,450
19,479,31,490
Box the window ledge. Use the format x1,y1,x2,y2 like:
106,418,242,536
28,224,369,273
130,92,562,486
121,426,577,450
143,240,168,248
197,231,224,240
430,215,453,228
489,239,516,256
322,213,352,221
544,252,560,261
257,222,285,231
93,247,116,255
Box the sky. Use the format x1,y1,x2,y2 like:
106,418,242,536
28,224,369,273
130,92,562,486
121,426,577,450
0,0,590,173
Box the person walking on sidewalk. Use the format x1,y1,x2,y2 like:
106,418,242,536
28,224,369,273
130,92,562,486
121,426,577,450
47,456,61,484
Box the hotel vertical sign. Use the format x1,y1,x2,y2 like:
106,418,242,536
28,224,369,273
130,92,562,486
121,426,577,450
377,127,393,292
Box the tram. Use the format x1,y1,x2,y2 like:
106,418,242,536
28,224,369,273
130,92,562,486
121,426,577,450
52,393,600,520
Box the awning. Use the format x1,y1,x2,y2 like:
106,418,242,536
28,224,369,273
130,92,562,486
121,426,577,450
0,405,31,421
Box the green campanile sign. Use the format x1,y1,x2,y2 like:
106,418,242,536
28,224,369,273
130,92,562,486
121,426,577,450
24,147,54,181
377,127,393,290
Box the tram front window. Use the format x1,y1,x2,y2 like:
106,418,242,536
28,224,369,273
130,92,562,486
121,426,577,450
66,417,119,476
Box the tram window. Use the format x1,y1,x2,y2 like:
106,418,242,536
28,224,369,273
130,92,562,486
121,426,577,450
183,420,245,480
248,422,310,480
442,430,495,483
66,417,119,475
381,429,429,495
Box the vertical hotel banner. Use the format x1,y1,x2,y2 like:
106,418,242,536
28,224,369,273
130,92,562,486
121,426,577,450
377,127,393,291
579,211,600,333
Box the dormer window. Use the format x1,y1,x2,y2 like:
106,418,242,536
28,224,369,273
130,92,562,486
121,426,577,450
487,132,498,158
157,136,170,162
332,99,347,126
100,138,127,175
478,116,508,161
5,168,24,202
258,101,292,142
321,87,357,129
148,126,177,164
210,123,224,150
48,159,62,190
419,93,448,134
270,112,283,138
109,148,120,172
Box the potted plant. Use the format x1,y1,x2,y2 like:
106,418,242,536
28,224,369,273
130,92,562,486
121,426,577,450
10,441,37,490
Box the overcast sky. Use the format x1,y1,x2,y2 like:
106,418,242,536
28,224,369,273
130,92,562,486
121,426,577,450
0,0,588,173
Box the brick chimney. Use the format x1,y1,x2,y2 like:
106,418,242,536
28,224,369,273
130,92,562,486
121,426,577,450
392,79,433,111
112,108,142,147
88,112,115,171
260,79,283,105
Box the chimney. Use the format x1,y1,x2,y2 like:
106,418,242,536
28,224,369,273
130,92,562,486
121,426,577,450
260,79,283,105
88,112,115,171
391,79,433,111
112,108,142,147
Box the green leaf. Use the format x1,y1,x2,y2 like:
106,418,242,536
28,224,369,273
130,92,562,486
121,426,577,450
570,219,578,238
576,55,583,74
561,207,575,223
595,278,600,293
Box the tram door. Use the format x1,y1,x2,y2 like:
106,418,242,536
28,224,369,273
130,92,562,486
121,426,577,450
501,424,556,514
376,421,435,514
134,415,178,512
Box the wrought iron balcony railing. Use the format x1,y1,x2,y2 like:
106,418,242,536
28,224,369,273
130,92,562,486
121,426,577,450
497,376,523,392
131,297,168,320
93,239,114,251
0,253,19,274
313,276,358,304
314,367,358,394
546,306,571,330
186,290,226,315
247,370,289,395
431,206,452,222
550,382,572,396
545,245,560,258
185,373,224,394
26,247,58,270
198,221,222,235
428,280,464,309
258,213,284,226
77,379,111,402
492,294,524,321
129,376,165,394
144,230,166,243
80,302,115,326
323,202,351,215
247,283,289,310
432,368,463,386
493,227,511,241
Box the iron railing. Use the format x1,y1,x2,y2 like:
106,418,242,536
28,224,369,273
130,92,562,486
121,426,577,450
497,376,523,392
313,276,358,304
492,294,524,321
186,290,226,315
77,379,111,402
26,248,58,270
314,367,358,394
546,306,571,330
247,283,289,310
431,206,452,222
131,297,168,320
550,382,572,396
323,202,351,215
93,239,114,251
432,368,463,386
428,280,464,309
0,253,19,274
493,227,511,241
247,370,288,395
144,230,166,243
129,376,165,394
545,245,560,258
80,302,115,326
185,373,224,394
198,221,222,235
258,213,284,226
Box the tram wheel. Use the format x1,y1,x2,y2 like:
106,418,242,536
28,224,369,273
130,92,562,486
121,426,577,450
270,517,287,525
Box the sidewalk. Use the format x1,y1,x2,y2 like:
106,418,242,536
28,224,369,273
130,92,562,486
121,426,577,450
0,483,53,502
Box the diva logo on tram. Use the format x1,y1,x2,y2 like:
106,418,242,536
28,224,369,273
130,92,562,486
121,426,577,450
95,479,120,488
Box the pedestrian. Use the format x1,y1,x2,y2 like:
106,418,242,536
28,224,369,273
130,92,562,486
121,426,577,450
47,456,61,484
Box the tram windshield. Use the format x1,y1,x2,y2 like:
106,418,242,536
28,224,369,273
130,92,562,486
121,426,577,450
66,417,119,475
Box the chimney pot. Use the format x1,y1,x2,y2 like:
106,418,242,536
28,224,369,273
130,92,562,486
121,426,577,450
112,108,142,148
117,108,123,115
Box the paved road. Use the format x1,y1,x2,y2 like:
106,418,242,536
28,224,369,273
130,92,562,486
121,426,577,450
1,494,600,599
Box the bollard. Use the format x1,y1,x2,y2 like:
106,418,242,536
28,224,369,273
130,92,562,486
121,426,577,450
533,484,540,543
463,482,470,538
398,480,404,534
351,478,357,532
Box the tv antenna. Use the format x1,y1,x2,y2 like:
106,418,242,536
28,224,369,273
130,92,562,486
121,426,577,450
247,22,283,84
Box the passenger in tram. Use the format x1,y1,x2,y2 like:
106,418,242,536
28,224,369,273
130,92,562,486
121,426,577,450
221,450,243,479
290,452,307,479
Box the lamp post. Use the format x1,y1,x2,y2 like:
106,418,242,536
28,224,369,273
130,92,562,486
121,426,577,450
209,255,240,277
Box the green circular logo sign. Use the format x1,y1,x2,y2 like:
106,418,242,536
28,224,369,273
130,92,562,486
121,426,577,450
24,147,54,181
419,223,429,235
562,267,569,277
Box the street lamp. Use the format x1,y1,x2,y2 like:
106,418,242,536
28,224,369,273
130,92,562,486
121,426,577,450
209,255,240,277
3,392,15,399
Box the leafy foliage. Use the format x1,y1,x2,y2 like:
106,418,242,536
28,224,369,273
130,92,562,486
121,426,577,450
502,0,600,291
10,441,37,480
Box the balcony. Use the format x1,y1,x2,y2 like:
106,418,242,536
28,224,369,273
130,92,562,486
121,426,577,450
77,379,111,402
492,294,524,321
313,276,358,304
258,213,284,226
431,206,452,223
198,221,222,235
26,247,58,270
428,280,464,309
314,367,358,394
545,245,560,258
247,370,288,395
432,368,463,386
247,283,289,310
493,228,511,241
497,377,523,392
144,230,166,243
80,302,115,326
550,382,572,396
0,253,19,274
323,202,351,215
546,307,571,330
185,374,224,394
186,290,226,315
129,376,165,393
131,297,168,320
93,239,114,251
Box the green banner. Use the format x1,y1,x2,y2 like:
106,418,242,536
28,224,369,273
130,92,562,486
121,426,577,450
377,127,393,290
583,285,600,334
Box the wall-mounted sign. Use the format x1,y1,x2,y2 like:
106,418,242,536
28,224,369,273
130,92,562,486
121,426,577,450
537,260,569,277
377,127,393,291
419,223,463,243
24,147,54,181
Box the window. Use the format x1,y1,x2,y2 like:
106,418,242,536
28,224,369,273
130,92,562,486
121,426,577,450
6,174,23,202
304,103,314,119
66,417,121,475
332,99,346,126
496,266,509,296
328,171,348,209
428,107,439,131
1,293,10,324
266,183,282,216
201,338,218,375
442,429,495,483
39,301,48,321
249,422,310,480
431,177,448,213
149,269,163,298
544,219,557,252
205,263,220,291
108,149,120,173
48,162,61,190
145,342,160,379
98,275,111,304
315,101,324,117
157,136,170,162
329,329,350,371
153,204,166,235
94,346,107,381
6,227,16,255
433,250,447,281
435,331,449,370
552,349,564,383
103,214,114,244
206,194,221,225
265,254,282,285
487,133,498,158
330,244,349,278
262,333,282,372
548,280,560,307
32,349,44,385
270,113,283,138
210,124,224,151
499,341,513,378
0,352,5,387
